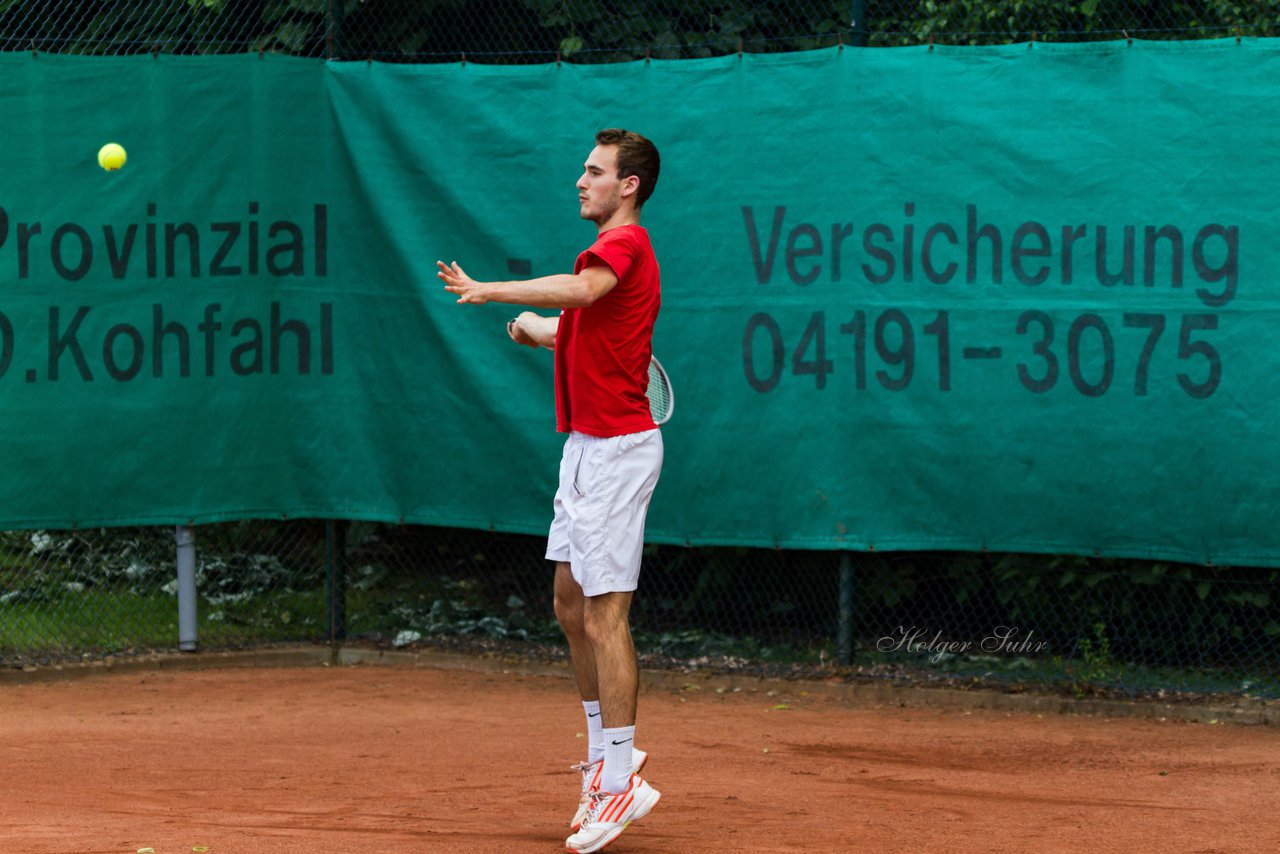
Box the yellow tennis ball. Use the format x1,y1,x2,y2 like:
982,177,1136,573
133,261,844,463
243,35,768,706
98,142,127,171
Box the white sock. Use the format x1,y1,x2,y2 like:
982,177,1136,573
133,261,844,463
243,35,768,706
583,701,604,764
601,725,636,794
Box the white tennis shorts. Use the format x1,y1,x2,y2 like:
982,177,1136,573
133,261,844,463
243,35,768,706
546,429,664,597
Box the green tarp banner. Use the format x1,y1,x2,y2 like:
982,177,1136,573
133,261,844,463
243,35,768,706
1,41,1277,566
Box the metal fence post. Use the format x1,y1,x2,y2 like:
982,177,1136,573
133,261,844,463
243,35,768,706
325,520,347,642
175,525,197,652
850,0,869,47
326,0,344,59
838,552,854,665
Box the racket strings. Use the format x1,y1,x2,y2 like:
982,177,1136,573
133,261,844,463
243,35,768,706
647,359,673,424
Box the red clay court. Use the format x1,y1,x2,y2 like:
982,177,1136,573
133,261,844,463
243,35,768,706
2,659,1277,854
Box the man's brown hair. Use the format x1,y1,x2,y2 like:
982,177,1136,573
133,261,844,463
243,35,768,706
595,128,660,208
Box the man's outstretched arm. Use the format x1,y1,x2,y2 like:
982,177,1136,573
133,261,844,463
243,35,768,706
438,260,618,308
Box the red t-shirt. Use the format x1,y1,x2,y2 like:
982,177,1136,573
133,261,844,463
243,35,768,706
555,224,661,436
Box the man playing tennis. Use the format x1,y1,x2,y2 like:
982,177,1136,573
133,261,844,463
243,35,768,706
437,128,663,853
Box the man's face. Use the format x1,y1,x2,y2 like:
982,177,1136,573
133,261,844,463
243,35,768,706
577,144,624,224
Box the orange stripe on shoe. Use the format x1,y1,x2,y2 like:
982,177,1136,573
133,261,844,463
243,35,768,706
603,792,634,823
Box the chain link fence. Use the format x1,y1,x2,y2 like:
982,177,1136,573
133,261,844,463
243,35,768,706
1,1,1279,60
0,1,1276,701
2,523,1277,700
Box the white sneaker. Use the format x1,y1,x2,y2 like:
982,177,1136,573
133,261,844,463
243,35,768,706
565,773,661,854
569,748,648,831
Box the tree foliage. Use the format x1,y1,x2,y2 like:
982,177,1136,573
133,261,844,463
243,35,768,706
1,0,1278,60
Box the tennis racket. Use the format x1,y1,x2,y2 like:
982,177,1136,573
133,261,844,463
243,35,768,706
647,355,674,425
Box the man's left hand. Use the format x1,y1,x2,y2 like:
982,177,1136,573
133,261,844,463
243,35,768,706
437,260,490,304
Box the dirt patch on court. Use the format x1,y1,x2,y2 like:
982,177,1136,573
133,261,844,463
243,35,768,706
1,663,1277,853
